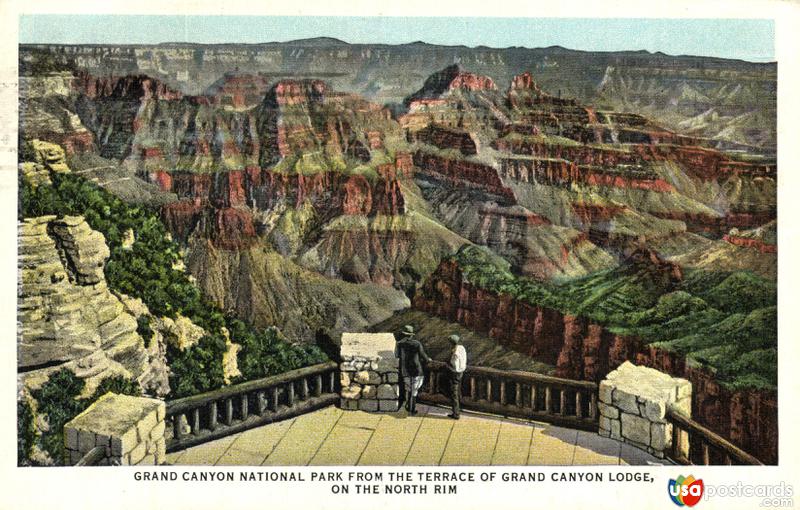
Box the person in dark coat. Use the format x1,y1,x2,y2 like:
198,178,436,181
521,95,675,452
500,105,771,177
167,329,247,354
395,324,431,415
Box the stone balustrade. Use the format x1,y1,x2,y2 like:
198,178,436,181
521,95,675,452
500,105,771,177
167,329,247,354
64,392,166,465
339,333,400,412
598,361,691,459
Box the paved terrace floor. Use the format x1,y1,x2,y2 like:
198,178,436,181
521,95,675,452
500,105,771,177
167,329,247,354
166,405,670,466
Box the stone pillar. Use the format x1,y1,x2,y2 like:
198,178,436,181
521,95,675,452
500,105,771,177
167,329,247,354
598,361,691,459
64,392,166,466
339,333,400,412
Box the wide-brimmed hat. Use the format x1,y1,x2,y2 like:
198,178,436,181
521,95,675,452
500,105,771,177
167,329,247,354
401,325,415,336
449,334,461,344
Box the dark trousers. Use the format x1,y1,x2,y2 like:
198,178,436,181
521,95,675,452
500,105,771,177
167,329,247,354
450,371,463,417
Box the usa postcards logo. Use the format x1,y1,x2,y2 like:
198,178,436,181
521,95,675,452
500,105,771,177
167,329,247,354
668,475,704,507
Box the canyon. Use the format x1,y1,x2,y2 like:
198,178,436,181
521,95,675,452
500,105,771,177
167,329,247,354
18,40,777,464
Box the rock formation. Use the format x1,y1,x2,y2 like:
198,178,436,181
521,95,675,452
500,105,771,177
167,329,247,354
18,215,157,397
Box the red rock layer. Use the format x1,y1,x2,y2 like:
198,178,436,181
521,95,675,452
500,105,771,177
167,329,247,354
365,130,384,149
571,203,627,224
722,235,777,253
413,259,777,464
413,151,516,203
154,161,407,247
479,203,550,227
161,202,257,251
161,201,204,242
494,133,775,181
204,73,272,109
376,153,414,181
647,145,776,180
449,72,496,92
410,125,478,155
499,157,675,192
73,71,183,101
159,168,405,216
583,170,675,192
509,71,543,94
494,138,641,166
651,210,775,237
404,64,497,108
405,98,449,112
32,130,95,155
507,72,579,109
266,80,326,106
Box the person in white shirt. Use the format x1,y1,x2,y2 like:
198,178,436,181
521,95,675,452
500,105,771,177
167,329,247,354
447,334,467,419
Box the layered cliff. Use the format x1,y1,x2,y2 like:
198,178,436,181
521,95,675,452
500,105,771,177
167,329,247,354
18,215,160,397
412,250,777,463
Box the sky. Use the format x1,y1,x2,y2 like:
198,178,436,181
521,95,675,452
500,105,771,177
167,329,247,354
19,16,775,62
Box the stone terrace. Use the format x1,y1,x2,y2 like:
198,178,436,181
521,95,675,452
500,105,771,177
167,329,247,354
165,405,668,466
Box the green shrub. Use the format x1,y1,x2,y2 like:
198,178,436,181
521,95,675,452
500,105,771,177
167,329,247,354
25,370,141,465
30,369,88,464
167,334,227,399
230,320,327,382
17,398,36,466
89,375,142,401
136,316,155,348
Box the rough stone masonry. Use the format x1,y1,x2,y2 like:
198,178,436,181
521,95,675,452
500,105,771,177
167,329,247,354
339,333,400,412
64,392,166,466
598,361,691,459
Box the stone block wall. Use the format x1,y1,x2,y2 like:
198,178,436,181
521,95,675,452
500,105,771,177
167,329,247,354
339,333,400,412
598,361,691,459
64,392,166,466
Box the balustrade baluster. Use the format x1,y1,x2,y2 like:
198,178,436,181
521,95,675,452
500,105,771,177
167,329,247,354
672,423,681,461
329,371,335,393
257,391,266,415
209,401,218,431
545,387,552,414
224,398,233,425
300,378,309,400
589,392,597,420
486,379,493,403
559,388,567,416
192,408,201,435
515,383,523,408
287,382,295,406
702,443,710,465
530,386,537,412
724,454,732,466
173,414,184,440
314,375,322,397
241,394,249,420
470,377,476,400
499,381,506,406
271,386,279,411
575,392,583,419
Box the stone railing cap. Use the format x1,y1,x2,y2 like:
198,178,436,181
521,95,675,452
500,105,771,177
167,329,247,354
66,392,164,437
605,361,689,401
340,333,396,359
